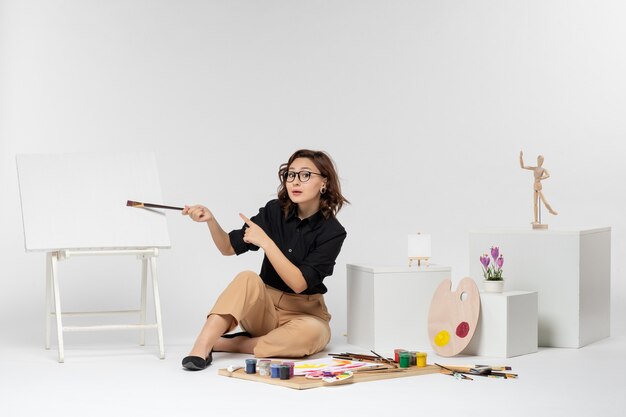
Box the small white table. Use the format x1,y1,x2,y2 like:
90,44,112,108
465,291,538,358
469,227,611,348
346,264,451,352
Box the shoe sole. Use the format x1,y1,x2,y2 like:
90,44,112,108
182,361,205,371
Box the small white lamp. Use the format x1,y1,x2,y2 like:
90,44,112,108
408,233,431,267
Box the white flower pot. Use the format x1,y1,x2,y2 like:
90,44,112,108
483,280,504,293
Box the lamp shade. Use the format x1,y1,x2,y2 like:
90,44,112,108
408,234,431,258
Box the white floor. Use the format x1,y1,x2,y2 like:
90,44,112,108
2,335,625,417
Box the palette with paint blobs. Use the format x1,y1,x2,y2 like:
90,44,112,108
427,277,480,357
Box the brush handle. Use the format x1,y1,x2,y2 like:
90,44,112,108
143,202,184,211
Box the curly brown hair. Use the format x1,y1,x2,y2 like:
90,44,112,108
277,149,349,219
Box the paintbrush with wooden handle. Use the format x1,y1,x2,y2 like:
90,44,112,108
126,200,184,211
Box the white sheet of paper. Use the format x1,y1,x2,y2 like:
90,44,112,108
292,357,380,376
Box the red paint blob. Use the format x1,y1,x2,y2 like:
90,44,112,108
456,321,470,338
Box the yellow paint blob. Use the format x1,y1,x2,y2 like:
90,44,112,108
434,330,450,347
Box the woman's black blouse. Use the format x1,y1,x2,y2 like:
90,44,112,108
228,199,346,294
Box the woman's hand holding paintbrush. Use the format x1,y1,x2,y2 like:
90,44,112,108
129,200,235,255
181,204,235,256
182,204,214,223
127,199,213,222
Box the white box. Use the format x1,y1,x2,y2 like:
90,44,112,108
469,228,611,348
347,264,451,352
465,291,538,358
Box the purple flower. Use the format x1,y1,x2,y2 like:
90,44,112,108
480,254,490,268
491,246,499,261
481,246,505,280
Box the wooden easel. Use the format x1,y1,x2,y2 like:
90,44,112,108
408,256,429,267
45,249,165,363
17,152,171,362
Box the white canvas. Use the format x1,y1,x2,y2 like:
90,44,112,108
17,152,171,251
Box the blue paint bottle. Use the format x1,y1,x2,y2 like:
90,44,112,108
245,358,257,374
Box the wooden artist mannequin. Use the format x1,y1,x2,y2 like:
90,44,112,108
180,149,349,371
519,151,558,228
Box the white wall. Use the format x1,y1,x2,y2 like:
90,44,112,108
2,0,625,348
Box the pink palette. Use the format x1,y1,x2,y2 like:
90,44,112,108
427,277,480,357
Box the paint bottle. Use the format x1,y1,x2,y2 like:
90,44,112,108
245,358,257,374
399,351,411,368
410,351,417,366
416,352,427,367
282,361,295,377
279,365,291,380
270,363,281,378
394,348,407,363
258,359,271,376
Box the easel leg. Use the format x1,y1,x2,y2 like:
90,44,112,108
45,253,52,350
50,253,65,363
139,258,147,346
149,257,165,359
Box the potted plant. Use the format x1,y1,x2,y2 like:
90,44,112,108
480,246,504,293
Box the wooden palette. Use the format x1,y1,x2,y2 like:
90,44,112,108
427,277,480,357
218,365,440,390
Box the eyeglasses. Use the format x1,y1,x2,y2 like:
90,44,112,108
283,170,324,183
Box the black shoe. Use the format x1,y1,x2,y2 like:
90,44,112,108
222,331,252,339
182,350,213,371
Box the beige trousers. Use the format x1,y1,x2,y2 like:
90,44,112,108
209,270,332,358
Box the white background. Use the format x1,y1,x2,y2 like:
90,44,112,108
1,0,625,351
